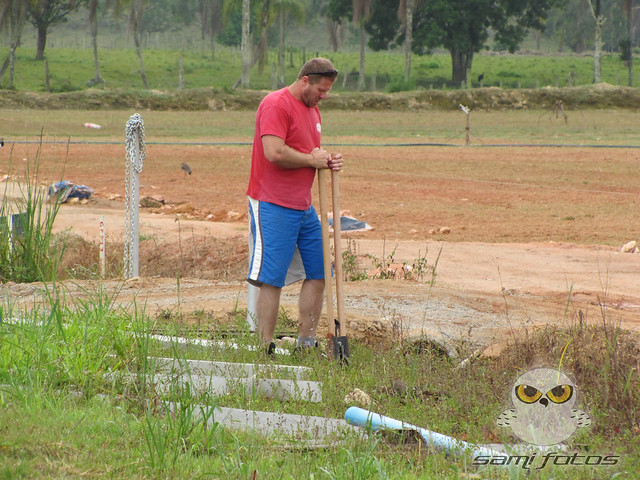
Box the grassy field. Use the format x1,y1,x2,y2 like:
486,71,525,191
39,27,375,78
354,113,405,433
0,46,636,93
3,108,640,145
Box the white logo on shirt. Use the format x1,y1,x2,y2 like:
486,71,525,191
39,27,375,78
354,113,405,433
316,123,321,133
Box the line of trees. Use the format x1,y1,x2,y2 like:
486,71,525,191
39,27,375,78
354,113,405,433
0,0,638,90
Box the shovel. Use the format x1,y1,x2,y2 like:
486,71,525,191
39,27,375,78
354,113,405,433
318,169,350,364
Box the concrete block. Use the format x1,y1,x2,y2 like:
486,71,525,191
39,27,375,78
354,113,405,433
167,401,362,445
151,356,311,380
109,372,322,402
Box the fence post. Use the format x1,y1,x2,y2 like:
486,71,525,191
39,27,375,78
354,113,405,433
124,113,146,279
99,215,106,279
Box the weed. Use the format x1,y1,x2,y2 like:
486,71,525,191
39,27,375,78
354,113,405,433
0,138,66,283
343,238,368,281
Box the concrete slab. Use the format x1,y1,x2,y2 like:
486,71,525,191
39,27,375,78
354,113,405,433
150,356,311,380
167,401,363,445
109,372,322,402
150,334,291,355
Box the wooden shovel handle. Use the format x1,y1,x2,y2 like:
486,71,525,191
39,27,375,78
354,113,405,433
317,169,334,325
331,170,346,337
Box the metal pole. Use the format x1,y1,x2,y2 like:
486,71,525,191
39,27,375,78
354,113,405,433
124,113,145,279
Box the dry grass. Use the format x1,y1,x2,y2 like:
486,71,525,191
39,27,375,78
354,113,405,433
57,231,248,281
494,309,640,437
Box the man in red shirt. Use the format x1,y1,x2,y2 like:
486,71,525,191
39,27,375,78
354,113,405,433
247,57,343,354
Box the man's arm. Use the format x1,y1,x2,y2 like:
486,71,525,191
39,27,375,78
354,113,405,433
262,135,341,170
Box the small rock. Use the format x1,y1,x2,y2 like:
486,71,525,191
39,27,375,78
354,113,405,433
278,336,296,347
344,388,372,407
172,203,194,214
438,226,451,234
140,196,163,208
428,229,436,235
226,210,242,221
621,240,637,253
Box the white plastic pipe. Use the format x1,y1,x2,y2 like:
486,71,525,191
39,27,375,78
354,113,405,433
345,406,501,458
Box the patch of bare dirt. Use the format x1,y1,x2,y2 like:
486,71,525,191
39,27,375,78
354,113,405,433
2,139,640,355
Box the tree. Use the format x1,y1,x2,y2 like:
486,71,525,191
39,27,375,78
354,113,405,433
0,0,28,88
199,0,224,58
398,0,419,81
27,0,86,60
623,0,633,86
274,0,305,86
368,0,558,85
127,0,149,88
240,0,250,86
87,0,103,85
327,0,351,51
545,1,592,53
328,0,370,89
586,0,604,83
352,0,371,90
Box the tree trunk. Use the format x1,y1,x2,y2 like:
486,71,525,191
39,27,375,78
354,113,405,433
588,0,603,83
9,47,16,89
36,24,47,60
593,14,603,83
278,11,285,88
0,1,26,88
450,49,473,85
327,19,341,52
89,4,103,85
403,0,414,82
133,31,149,89
240,0,251,88
358,25,366,91
627,2,633,87
0,56,9,84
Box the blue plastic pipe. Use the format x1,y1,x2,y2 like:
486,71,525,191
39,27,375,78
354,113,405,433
345,406,501,458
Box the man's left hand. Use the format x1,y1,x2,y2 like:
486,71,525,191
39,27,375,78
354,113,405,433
328,153,343,172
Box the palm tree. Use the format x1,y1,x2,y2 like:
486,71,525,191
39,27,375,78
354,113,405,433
586,0,604,83
398,0,415,82
240,0,251,87
87,0,103,85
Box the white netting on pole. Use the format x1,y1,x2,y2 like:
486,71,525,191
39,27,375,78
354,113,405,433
124,113,146,279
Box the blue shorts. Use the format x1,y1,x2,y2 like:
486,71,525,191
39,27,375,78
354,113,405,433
248,198,324,288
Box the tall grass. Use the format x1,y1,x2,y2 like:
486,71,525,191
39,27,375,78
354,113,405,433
0,139,65,283
0,286,638,478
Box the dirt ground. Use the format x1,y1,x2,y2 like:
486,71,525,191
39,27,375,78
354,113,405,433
3,140,640,356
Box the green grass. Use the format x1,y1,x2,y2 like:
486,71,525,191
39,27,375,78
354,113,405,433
0,282,638,479
2,109,640,146
0,46,636,93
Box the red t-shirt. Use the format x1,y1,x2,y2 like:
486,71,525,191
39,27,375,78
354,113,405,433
246,87,321,210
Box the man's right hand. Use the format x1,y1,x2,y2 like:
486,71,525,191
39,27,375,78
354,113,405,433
310,147,332,169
